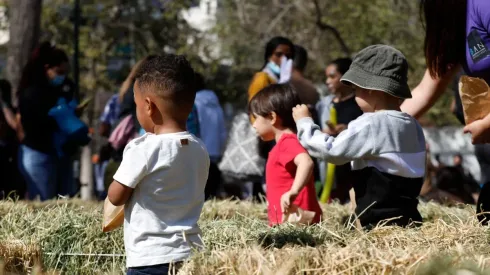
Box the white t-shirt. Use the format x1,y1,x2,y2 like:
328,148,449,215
113,132,209,267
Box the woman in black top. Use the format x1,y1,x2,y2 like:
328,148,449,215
317,58,363,203
0,79,24,198
17,42,76,201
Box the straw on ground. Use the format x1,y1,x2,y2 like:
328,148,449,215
0,199,489,274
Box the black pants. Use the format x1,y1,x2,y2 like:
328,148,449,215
127,262,181,275
330,163,354,204
0,144,24,199
353,167,423,228
205,162,222,200
475,144,490,224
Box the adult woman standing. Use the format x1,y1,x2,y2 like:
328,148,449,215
17,42,77,201
316,58,363,203
400,0,490,222
0,79,24,198
249,36,295,197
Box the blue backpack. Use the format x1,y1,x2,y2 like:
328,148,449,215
48,98,91,157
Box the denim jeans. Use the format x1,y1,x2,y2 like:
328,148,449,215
18,145,75,201
127,263,181,275
94,160,109,199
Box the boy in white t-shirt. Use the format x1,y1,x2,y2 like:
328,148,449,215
108,54,209,274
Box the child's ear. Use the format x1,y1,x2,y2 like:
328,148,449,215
145,97,154,116
270,111,278,125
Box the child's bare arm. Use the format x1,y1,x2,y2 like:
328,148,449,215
109,140,148,206
108,180,134,206
280,152,314,213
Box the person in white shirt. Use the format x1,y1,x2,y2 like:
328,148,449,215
193,73,227,199
107,54,210,274
293,45,426,229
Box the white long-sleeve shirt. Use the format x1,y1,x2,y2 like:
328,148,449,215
297,111,427,227
296,111,426,178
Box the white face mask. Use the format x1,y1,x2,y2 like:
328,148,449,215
267,61,281,75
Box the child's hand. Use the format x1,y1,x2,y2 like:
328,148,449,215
280,190,299,214
292,104,311,122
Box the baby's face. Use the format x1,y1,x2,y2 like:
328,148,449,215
354,86,375,113
134,82,155,133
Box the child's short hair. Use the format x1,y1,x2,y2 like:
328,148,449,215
135,54,197,117
249,83,301,131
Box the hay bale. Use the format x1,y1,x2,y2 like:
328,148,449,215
0,240,41,274
0,199,490,274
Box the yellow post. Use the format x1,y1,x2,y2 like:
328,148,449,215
320,107,337,203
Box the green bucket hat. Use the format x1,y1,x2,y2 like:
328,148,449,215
340,45,411,99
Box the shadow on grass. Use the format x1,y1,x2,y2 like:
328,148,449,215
256,226,322,249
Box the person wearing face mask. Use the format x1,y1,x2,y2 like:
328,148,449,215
248,36,295,102
17,42,79,201
246,36,295,199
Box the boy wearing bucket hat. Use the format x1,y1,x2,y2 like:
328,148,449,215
293,45,426,228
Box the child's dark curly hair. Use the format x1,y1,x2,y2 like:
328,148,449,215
135,54,198,115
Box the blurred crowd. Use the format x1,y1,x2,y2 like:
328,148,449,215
0,37,484,208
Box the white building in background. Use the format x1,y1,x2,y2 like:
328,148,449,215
182,0,231,64
0,6,8,45
182,0,218,32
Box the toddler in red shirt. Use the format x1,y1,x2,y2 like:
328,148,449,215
249,83,322,226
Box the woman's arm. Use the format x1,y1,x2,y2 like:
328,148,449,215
2,105,17,131
401,67,460,118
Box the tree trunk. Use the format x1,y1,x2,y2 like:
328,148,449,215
6,0,43,106
79,145,93,200
79,57,97,201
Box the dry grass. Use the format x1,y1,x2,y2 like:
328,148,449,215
0,199,490,274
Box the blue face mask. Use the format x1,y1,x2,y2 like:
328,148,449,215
51,75,66,87
267,61,281,75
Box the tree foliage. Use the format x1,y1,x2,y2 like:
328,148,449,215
11,0,458,126
210,0,458,125
40,0,199,95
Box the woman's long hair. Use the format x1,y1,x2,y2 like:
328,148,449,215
421,0,467,78
261,36,295,70
118,55,156,102
17,42,68,96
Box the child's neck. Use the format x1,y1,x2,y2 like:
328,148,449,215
274,127,295,142
373,100,402,112
374,106,401,112
153,121,187,135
